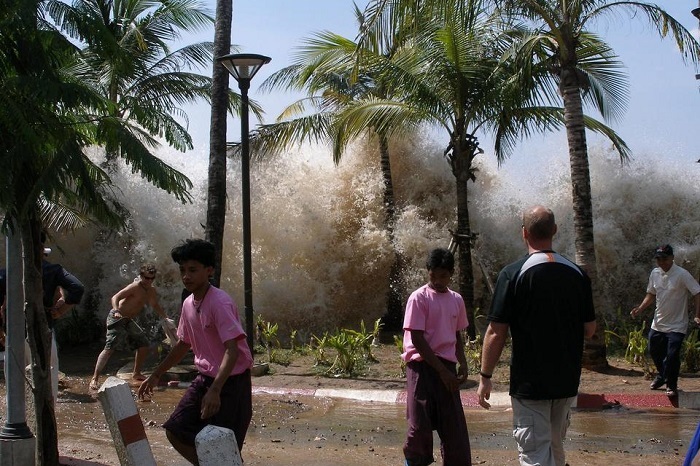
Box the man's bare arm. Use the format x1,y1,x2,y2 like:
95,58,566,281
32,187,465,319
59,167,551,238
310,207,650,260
149,288,168,319
477,322,509,409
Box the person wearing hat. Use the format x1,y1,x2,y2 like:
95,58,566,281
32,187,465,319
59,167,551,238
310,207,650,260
630,244,700,397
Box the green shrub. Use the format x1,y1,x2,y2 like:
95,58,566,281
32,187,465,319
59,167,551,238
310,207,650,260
311,332,331,367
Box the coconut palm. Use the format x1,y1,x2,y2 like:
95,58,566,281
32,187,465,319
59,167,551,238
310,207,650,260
492,0,700,367
355,0,633,342
1,2,129,462
2,0,228,460
255,7,415,331
46,0,215,196
355,0,544,337
205,0,233,286
47,0,266,284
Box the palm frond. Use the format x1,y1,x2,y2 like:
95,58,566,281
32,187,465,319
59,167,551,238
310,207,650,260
587,1,700,68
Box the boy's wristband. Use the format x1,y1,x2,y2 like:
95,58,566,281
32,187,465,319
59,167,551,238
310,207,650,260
479,371,492,379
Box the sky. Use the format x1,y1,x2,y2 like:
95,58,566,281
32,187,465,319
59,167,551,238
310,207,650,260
181,0,700,166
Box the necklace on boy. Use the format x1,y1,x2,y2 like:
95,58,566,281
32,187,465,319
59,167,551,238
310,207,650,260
194,284,211,314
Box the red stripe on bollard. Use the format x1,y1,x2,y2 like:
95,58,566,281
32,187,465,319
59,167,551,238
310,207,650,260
117,414,147,446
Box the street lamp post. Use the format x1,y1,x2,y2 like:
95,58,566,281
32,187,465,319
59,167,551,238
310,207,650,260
217,53,271,353
693,4,700,82
0,229,36,464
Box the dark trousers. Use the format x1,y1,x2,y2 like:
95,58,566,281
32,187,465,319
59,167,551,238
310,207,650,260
163,371,252,450
649,329,685,390
403,359,471,466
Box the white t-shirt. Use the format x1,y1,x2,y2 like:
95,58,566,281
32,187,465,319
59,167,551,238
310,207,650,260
647,263,700,334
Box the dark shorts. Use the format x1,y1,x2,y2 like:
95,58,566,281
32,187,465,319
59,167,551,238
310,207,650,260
104,309,149,351
163,371,252,450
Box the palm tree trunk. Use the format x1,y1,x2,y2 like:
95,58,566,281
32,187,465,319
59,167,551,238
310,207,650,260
22,215,59,465
378,134,405,332
205,0,233,287
451,143,477,341
561,80,608,369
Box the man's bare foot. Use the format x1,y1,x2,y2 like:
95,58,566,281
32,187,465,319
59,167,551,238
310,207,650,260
89,378,100,390
132,373,147,382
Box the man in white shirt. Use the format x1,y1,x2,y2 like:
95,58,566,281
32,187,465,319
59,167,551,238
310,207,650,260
631,244,700,397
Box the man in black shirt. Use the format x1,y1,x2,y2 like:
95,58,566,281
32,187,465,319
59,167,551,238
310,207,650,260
477,205,596,466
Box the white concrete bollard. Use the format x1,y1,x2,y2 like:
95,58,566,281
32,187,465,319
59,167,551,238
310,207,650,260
97,376,156,466
195,425,243,466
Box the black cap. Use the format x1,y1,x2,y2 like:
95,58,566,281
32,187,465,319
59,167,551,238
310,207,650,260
654,244,673,258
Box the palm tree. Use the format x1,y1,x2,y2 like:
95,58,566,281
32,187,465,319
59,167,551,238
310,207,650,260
255,8,416,332
48,0,261,285
1,3,127,462
355,0,632,342
355,0,540,339
2,0,224,461
205,0,233,286
494,0,700,367
47,0,217,196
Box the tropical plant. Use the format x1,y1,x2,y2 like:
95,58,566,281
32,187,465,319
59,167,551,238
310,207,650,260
326,328,366,377
289,328,299,352
205,0,234,285
48,0,266,285
47,0,215,199
493,0,700,367
355,0,630,343
624,321,647,364
344,319,382,362
1,1,128,460
256,7,412,331
622,321,653,377
464,333,482,375
1,0,236,461
260,319,280,363
311,331,331,366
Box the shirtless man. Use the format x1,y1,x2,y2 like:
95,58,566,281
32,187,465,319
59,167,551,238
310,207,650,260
89,264,168,390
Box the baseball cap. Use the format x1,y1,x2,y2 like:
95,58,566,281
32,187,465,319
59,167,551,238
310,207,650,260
654,244,673,258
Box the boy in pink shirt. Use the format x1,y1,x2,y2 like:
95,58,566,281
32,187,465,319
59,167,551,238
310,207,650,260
402,248,471,466
138,239,253,464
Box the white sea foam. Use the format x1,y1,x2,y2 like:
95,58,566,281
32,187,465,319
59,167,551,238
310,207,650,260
16,135,700,335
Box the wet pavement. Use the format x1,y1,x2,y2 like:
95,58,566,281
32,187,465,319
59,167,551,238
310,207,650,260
2,345,698,466
46,375,700,466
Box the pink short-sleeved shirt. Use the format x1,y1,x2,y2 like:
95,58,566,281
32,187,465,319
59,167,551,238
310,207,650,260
178,286,253,378
401,284,469,363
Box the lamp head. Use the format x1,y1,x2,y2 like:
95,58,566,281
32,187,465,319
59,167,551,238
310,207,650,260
217,53,271,83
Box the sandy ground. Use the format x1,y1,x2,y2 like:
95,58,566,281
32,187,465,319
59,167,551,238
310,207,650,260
3,340,700,465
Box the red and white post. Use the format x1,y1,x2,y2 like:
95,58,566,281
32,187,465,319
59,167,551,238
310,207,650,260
97,376,156,466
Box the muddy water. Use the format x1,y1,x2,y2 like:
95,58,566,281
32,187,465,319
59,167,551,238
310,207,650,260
41,377,699,465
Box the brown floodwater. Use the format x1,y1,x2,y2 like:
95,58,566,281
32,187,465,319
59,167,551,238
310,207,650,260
30,373,697,465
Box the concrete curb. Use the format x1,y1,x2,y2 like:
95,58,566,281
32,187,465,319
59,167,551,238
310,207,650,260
252,386,699,410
